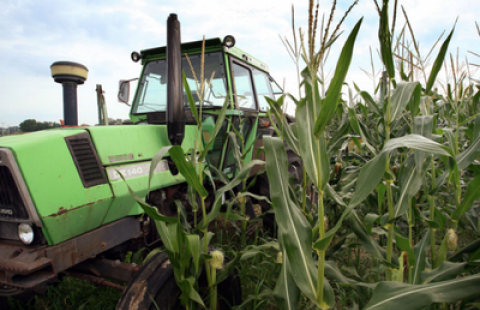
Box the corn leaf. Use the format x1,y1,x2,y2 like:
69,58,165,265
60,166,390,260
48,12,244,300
182,71,200,124
199,97,229,162
451,174,480,222
378,0,395,80
118,171,178,223
168,146,208,198
390,82,421,122
199,159,264,228
413,115,434,170
154,221,175,254
274,235,301,310
349,134,451,209
186,234,201,275
148,146,172,193
395,234,416,273
349,210,386,261
179,226,191,275
347,107,377,155
360,91,382,115
314,18,363,137
228,131,242,170
364,273,480,310
167,222,180,254
395,168,418,218
266,95,300,156
456,135,480,170
264,136,319,304
325,183,347,207
324,261,377,289
178,277,205,308
425,27,455,94
295,80,330,190
296,94,321,188
421,262,466,284
394,156,423,218
412,230,430,284
327,115,351,157
449,238,480,261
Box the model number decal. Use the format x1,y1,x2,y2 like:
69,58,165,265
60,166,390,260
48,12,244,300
0,208,13,215
107,161,168,181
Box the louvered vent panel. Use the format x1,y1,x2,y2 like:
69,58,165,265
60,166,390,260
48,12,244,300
65,133,107,188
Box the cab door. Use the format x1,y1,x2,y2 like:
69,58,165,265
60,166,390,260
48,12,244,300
226,60,279,176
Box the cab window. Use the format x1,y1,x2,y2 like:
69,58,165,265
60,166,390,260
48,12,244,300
232,63,256,110
252,69,275,112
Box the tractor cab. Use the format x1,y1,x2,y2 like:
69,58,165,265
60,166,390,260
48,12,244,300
121,37,282,121
120,36,282,174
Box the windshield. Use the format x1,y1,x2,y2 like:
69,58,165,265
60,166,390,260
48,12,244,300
133,52,227,114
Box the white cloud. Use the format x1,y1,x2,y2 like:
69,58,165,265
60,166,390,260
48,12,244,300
0,0,479,127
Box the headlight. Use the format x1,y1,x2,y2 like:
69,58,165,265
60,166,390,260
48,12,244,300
18,223,34,245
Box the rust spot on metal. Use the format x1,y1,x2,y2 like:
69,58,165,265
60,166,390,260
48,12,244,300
47,201,98,218
50,207,68,217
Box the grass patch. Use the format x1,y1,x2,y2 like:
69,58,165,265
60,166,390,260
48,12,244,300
8,276,122,310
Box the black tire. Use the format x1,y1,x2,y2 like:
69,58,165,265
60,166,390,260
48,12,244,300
117,252,242,310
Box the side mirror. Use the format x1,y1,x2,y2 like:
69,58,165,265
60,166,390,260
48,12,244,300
118,80,131,104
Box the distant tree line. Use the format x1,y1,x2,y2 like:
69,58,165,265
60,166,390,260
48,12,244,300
19,119,61,132
2,119,133,136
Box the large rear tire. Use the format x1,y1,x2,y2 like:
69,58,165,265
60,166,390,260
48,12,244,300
117,252,241,310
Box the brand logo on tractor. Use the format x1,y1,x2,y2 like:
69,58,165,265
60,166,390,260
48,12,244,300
0,208,13,215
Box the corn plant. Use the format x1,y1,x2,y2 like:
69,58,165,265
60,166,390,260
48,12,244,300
118,41,229,309
120,37,277,308
261,0,480,309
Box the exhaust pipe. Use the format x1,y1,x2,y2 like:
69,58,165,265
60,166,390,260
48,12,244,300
166,13,185,146
50,61,88,126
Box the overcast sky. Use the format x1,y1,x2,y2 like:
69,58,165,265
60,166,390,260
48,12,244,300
1,0,479,127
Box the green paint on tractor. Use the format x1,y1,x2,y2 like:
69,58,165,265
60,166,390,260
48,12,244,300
0,18,291,303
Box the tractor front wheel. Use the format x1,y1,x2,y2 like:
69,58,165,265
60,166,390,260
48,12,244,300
117,252,241,310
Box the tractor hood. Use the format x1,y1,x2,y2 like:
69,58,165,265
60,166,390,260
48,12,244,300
0,125,198,245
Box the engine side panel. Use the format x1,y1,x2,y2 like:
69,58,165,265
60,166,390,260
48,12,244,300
86,124,199,166
1,129,114,245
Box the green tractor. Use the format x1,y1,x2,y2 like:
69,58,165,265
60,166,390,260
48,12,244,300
0,14,297,308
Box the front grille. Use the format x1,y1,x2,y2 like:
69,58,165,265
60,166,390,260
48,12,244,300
0,166,28,219
65,132,107,188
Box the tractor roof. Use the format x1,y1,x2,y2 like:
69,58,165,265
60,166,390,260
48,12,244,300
140,37,269,72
